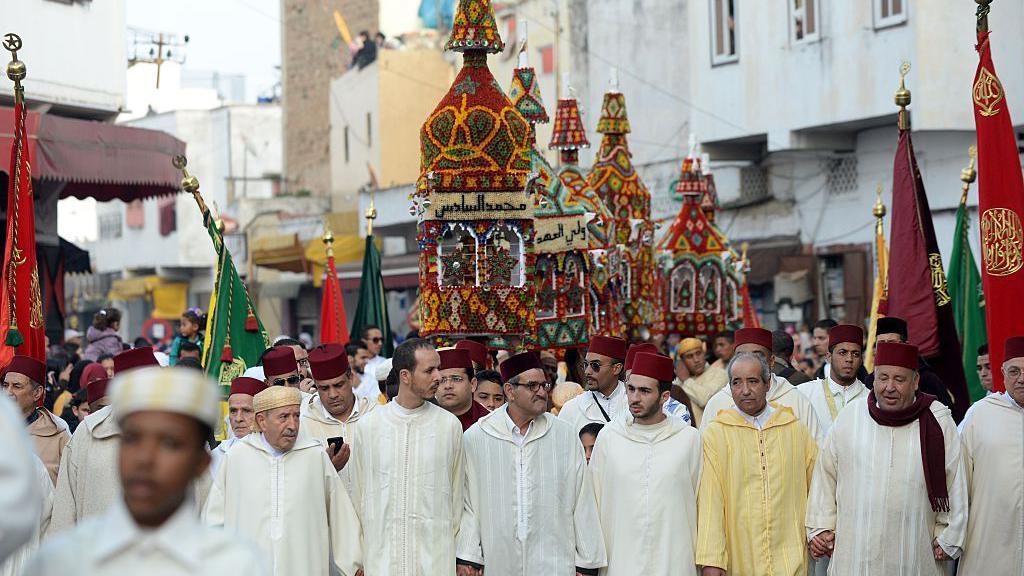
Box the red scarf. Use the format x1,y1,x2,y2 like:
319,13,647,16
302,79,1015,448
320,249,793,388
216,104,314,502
866,390,949,512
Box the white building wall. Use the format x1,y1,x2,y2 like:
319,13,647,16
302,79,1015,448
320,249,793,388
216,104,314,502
0,0,126,116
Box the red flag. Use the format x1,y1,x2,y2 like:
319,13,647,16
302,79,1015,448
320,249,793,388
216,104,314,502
887,121,970,420
0,95,45,368
973,31,1024,393
320,250,350,345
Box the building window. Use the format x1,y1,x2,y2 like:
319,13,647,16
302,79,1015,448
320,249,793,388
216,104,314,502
825,155,858,195
791,0,819,43
874,0,906,29
98,212,122,240
819,254,846,320
125,200,145,229
710,0,738,65
344,126,350,164
539,45,554,75
740,164,770,203
158,197,176,237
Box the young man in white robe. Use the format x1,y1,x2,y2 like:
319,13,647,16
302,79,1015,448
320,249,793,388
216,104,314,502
956,335,1024,575
796,324,868,431
456,351,606,576
345,338,464,575
210,376,266,475
301,343,376,473
28,366,266,575
50,347,160,535
589,352,701,576
699,328,824,445
204,385,362,575
806,341,967,576
559,335,629,433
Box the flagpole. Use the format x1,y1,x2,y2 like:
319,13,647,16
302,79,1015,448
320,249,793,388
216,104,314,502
3,34,27,347
958,146,978,340
865,186,887,371
976,0,991,33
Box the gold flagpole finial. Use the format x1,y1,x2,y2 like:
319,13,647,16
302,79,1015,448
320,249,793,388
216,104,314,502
873,184,887,220
173,155,209,217
960,145,978,204
4,33,25,92
895,61,912,130
322,217,335,258
977,0,993,33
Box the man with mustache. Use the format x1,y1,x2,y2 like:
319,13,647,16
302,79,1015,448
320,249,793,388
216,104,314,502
806,341,967,575
210,376,266,475
559,336,629,433
26,367,265,575
204,385,362,575
456,352,606,576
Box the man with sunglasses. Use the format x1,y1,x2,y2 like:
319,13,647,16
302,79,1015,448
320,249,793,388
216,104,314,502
456,352,606,576
262,346,314,395
436,348,489,431
558,336,629,433
356,325,387,400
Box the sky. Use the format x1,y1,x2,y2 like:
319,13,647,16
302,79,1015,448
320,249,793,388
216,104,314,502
125,0,281,101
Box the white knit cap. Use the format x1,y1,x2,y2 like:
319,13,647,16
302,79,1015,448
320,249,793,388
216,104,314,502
110,366,221,430
252,385,302,414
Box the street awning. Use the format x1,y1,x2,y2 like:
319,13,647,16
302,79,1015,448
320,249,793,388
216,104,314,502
0,107,186,203
60,236,91,274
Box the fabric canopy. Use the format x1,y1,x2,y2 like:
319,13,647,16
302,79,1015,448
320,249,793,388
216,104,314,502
0,107,186,203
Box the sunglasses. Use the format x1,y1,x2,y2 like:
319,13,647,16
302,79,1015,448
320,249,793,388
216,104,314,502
369,337,383,343
272,375,303,387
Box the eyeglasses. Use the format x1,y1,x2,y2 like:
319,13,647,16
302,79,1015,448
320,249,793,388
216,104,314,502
512,381,552,393
369,337,383,344
272,375,303,387
439,375,467,385
1005,366,1024,381
579,360,619,373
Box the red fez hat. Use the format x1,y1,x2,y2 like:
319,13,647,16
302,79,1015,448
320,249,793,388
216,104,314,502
735,328,772,351
1004,336,1024,363
455,340,490,368
113,347,159,375
229,376,267,397
6,355,45,385
588,335,628,360
631,352,674,383
500,351,543,382
625,343,659,371
439,348,473,372
262,346,298,378
875,341,919,370
308,343,350,381
86,377,110,405
81,363,108,388
828,324,864,351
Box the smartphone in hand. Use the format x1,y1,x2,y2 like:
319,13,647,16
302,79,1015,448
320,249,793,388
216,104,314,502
327,436,345,452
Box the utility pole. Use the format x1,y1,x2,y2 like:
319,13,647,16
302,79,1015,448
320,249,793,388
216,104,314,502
128,28,189,89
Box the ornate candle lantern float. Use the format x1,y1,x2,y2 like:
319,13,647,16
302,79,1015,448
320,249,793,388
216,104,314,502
415,0,536,342
653,150,743,337
588,71,655,342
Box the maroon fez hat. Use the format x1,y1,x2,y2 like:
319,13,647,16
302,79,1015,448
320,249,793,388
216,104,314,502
875,341,919,370
439,348,473,372
86,377,110,405
734,328,773,351
500,351,543,382
1004,336,1024,363
828,324,864,351
229,376,267,397
625,343,659,371
6,355,46,385
631,352,674,383
81,363,108,388
308,343,350,381
588,335,628,360
113,347,159,375
455,340,490,368
262,346,298,377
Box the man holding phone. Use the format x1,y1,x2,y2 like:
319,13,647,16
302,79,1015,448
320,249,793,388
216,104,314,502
301,343,377,472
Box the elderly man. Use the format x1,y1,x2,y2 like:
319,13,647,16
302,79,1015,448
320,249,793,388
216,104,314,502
697,352,819,576
436,348,489,431
346,338,464,575
301,343,376,473
797,324,868,431
677,338,726,427
204,385,361,575
50,347,159,534
211,376,266,474
590,352,702,576
456,352,606,576
806,341,967,575
28,367,266,575
559,336,629,432
867,317,952,409
2,356,70,485
700,328,823,444
955,336,1024,574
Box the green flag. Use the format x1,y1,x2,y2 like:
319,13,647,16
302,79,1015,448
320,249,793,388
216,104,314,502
947,195,987,402
352,234,394,356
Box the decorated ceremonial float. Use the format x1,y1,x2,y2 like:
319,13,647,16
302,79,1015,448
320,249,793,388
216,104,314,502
549,94,626,340
588,75,656,342
508,48,590,352
414,0,536,342
653,152,744,337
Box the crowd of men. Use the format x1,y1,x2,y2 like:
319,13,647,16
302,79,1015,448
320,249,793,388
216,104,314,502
1,316,1021,576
